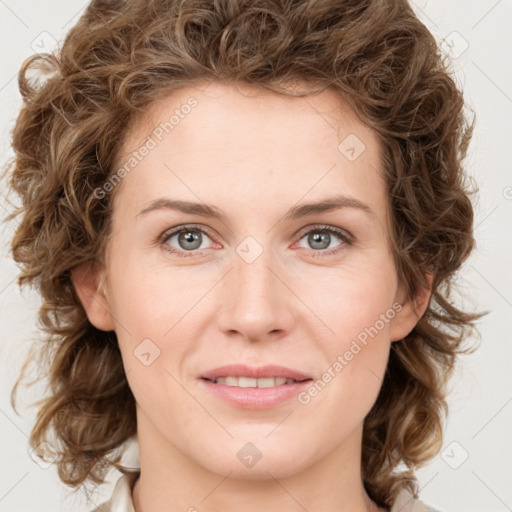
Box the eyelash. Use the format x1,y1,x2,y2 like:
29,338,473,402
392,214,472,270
159,223,353,259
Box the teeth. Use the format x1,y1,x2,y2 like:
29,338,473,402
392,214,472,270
257,377,281,388
211,376,295,387
238,376,258,387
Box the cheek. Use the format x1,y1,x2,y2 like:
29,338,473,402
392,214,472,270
106,249,208,340
302,262,397,406
298,304,392,435
308,258,398,348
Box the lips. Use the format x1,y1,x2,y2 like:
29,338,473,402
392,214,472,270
199,366,314,409
200,364,313,383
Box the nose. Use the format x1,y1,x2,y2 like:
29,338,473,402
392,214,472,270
216,246,296,343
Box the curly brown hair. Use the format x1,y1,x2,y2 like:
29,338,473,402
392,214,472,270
4,0,485,507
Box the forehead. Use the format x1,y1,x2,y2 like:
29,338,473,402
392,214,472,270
112,81,387,225
125,81,378,155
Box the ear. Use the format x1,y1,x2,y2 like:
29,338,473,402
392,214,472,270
71,262,115,331
390,272,434,342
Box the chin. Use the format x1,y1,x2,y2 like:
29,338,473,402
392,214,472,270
190,435,317,481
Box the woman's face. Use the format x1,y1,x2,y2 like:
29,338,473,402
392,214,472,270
80,81,421,480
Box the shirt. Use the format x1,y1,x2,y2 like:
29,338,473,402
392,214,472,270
91,472,441,512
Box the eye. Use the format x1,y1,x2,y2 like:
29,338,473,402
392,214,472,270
295,225,353,257
160,224,215,257
159,223,353,258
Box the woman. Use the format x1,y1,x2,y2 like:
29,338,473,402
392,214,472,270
5,0,483,510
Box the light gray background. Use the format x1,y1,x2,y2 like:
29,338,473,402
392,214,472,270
1,1,511,511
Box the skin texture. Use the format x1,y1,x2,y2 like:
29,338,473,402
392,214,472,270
72,82,431,512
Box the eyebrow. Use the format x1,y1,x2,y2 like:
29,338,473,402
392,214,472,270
137,194,375,220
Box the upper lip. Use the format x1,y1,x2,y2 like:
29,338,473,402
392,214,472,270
200,364,312,381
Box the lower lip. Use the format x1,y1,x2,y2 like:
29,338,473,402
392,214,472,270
199,378,312,409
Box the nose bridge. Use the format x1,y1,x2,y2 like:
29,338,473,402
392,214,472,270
217,238,294,341
236,248,275,300
234,233,278,293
